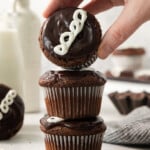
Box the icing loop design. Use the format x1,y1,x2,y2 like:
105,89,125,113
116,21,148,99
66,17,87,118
47,116,64,123
54,9,87,56
0,90,17,120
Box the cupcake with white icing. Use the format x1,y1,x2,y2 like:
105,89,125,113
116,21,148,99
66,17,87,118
40,115,106,150
39,7,102,69
111,48,145,71
0,84,24,140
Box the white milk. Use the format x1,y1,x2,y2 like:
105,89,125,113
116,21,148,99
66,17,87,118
0,28,23,95
13,0,42,112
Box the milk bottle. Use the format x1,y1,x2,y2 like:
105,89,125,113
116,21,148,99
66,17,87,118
13,0,42,112
0,14,23,95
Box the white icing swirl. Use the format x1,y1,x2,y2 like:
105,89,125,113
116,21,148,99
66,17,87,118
0,89,17,120
47,116,64,123
54,9,87,56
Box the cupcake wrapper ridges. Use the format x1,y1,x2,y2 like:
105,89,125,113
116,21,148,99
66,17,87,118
45,86,104,119
45,133,103,150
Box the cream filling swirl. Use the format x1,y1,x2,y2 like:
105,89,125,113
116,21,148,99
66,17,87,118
0,90,17,120
54,9,87,56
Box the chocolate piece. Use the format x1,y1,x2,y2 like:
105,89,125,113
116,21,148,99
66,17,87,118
109,91,131,114
0,84,24,140
145,92,150,106
113,48,145,56
39,7,101,69
109,91,150,115
39,70,106,119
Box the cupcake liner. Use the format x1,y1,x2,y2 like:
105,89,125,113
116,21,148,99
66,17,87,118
66,55,97,70
45,133,103,150
44,86,104,119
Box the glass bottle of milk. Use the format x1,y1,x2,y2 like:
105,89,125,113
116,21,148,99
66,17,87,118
0,13,23,96
13,0,41,112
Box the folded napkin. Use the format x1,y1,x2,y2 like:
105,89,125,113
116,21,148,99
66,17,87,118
103,106,150,145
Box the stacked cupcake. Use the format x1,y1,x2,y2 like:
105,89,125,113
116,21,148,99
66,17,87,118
39,7,106,150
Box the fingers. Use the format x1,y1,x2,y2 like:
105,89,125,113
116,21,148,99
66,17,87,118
98,1,147,59
43,0,83,18
83,0,124,14
43,0,60,18
43,0,124,17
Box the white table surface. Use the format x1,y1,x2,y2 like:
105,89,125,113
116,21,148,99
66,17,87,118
0,80,150,150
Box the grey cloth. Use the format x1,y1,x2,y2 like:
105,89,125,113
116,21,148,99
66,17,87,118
103,106,150,145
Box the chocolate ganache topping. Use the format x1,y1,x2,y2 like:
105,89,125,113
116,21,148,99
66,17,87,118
41,7,101,60
40,115,104,131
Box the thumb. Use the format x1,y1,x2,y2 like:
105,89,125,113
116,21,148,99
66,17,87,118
98,1,148,59
43,0,60,18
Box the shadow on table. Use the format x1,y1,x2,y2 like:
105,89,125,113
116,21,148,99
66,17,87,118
125,145,150,149
106,143,150,149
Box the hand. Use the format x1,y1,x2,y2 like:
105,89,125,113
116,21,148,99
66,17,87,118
43,0,83,17
43,0,150,59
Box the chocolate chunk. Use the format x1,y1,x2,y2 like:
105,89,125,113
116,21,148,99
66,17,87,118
109,91,150,115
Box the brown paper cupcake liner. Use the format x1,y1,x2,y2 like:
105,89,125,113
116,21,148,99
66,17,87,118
44,86,104,119
45,134,103,150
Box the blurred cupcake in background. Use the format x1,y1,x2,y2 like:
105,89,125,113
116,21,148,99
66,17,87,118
135,69,150,81
111,48,146,71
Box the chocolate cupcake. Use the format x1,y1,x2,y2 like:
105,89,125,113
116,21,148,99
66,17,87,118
111,48,145,71
0,84,24,140
40,115,106,150
39,7,101,69
109,91,150,115
39,70,106,119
